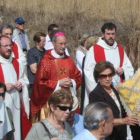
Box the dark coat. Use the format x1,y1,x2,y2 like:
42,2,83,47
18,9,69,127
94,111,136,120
89,83,127,140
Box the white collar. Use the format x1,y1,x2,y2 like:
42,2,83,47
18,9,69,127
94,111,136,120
51,50,65,58
0,55,13,64
97,37,117,50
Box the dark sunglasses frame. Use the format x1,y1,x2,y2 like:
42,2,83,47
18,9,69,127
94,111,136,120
57,105,72,111
18,22,25,25
0,92,5,97
99,73,113,79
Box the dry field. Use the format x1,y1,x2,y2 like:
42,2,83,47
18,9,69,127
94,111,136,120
0,0,140,69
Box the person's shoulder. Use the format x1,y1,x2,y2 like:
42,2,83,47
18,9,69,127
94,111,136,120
72,129,87,140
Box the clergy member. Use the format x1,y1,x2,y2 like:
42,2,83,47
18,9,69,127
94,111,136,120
0,35,30,140
30,31,81,121
82,22,134,113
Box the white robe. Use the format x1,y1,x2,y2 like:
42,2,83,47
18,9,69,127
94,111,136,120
0,98,12,140
75,47,87,73
44,34,70,56
83,37,134,111
0,55,29,140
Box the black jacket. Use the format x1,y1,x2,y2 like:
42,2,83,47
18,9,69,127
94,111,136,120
89,83,127,140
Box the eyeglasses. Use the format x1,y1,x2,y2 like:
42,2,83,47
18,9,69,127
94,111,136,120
0,44,13,47
0,92,5,97
99,73,113,79
4,33,12,36
57,105,72,111
18,22,24,25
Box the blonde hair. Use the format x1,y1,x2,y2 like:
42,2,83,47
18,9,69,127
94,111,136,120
86,36,99,50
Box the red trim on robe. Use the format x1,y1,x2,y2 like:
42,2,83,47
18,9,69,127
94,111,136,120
94,44,106,62
12,42,19,59
93,44,124,82
0,58,31,139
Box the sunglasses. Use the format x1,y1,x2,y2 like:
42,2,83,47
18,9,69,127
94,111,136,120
0,92,5,97
18,22,24,25
99,73,113,79
57,105,72,111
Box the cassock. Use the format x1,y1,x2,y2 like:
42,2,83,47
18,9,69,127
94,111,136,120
30,49,81,119
82,37,134,113
0,98,12,140
0,55,30,140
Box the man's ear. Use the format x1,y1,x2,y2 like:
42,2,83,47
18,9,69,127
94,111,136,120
101,33,104,38
98,120,106,132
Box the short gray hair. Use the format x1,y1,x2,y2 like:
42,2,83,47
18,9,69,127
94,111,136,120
84,102,111,130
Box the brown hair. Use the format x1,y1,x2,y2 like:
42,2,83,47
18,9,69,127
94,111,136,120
94,61,115,83
48,90,73,107
33,32,46,43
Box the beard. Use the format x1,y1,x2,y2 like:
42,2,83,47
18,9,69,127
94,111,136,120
1,50,12,59
104,38,115,46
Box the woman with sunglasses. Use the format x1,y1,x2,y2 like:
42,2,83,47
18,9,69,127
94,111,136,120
89,61,139,140
26,90,74,140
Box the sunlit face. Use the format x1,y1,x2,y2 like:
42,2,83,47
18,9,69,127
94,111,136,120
0,37,12,59
52,103,71,122
36,36,46,48
99,68,113,88
1,28,13,39
103,108,114,137
53,36,66,55
102,29,116,46
15,23,25,31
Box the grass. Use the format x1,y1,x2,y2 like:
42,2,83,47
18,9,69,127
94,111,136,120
0,0,140,69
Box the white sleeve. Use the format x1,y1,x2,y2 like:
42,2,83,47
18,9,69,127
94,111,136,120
16,42,27,66
84,47,97,93
76,50,85,73
122,51,134,81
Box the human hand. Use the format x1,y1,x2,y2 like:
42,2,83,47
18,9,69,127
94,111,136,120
6,83,15,92
59,78,72,87
15,81,22,91
122,116,139,125
116,67,124,75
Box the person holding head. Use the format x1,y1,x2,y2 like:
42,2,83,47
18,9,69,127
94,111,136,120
13,17,30,53
0,35,30,140
82,22,134,112
26,90,74,140
44,24,70,56
30,31,81,122
0,24,26,67
89,61,139,140
27,32,46,97
75,33,89,73
73,102,114,140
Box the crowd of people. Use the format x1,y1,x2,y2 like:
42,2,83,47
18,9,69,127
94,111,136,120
0,17,140,140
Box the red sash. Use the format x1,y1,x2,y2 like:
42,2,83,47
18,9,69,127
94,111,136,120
0,58,19,82
94,44,124,82
0,58,31,139
12,42,19,59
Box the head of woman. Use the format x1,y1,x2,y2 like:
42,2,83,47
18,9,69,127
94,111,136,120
94,61,115,88
48,90,73,122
